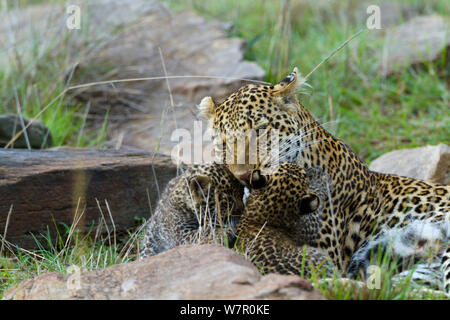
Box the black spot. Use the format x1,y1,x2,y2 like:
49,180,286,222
351,233,361,245
414,206,424,213
344,246,353,257
411,197,420,204
387,198,399,214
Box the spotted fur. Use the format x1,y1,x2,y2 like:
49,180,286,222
139,163,244,258
199,67,450,291
235,163,334,277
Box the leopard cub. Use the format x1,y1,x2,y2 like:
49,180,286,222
139,163,245,258
235,163,334,277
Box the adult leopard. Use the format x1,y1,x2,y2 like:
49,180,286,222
198,67,450,291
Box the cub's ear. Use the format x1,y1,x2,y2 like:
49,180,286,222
189,175,213,203
272,67,299,97
298,193,320,214
198,96,216,119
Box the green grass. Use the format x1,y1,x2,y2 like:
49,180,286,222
2,224,447,300
0,0,108,148
313,247,449,300
0,216,141,299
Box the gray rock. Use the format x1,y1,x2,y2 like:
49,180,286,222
379,15,450,76
369,144,450,185
353,1,419,28
0,114,53,149
2,244,324,300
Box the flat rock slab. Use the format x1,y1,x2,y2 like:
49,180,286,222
369,144,450,185
0,149,177,249
3,244,324,300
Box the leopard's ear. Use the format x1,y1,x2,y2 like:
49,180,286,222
198,96,216,119
298,193,320,214
189,175,213,202
272,67,300,97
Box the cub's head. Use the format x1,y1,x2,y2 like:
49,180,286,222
184,163,245,223
241,163,322,244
